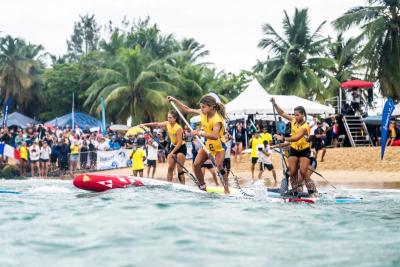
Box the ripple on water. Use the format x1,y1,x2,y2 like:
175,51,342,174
1,179,400,267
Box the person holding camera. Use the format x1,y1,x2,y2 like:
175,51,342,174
257,141,277,185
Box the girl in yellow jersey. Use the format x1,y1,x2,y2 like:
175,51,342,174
167,95,229,194
270,97,317,196
141,111,187,184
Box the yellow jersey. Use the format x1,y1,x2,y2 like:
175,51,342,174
20,146,28,160
290,118,310,150
250,136,264,157
166,122,184,145
129,148,146,171
200,112,225,156
70,145,80,155
390,125,396,138
260,132,272,144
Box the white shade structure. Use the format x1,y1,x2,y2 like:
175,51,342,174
393,104,400,116
226,79,335,115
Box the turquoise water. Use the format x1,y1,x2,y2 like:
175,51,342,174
1,179,400,267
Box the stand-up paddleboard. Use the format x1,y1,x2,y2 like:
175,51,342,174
73,173,144,192
72,173,317,203
0,188,21,194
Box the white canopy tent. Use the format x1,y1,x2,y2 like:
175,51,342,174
189,79,335,123
226,79,335,115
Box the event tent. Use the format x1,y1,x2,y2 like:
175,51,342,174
393,104,400,117
189,80,335,123
226,80,335,115
0,112,38,128
45,112,102,129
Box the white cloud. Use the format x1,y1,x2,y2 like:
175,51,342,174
2,0,365,73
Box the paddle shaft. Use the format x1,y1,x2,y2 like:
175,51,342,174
272,104,288,177
141,127,201,187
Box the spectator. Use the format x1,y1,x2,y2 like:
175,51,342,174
29,141,41,177
146,137,158,178
129,143,146,177
19,142,29,177
40,141,51,178
70,140,80,176
97,136,110,151
59,138,70,179
109,135,121,150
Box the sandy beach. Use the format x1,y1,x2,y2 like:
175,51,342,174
97,146,400,190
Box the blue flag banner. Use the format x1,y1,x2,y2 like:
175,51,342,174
101,96,106,136
2,97,12,128
71,93,75,129
381,98,395,160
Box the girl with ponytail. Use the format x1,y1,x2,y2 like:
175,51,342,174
167,94,229,194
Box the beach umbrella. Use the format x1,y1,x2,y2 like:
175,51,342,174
341,80,374,89
125,125,149,137
110,124,129,132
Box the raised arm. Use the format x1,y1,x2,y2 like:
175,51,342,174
167,96,201,115
270,97,292,121
141,121,167,128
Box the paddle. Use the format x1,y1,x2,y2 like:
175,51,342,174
169,101,228,190
140,126,201,188
272,102,290,194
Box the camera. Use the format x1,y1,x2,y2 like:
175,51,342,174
258,147,263,151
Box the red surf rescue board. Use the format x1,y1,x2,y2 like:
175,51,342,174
73,173,144,192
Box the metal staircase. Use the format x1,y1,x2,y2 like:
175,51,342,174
342,115,373,147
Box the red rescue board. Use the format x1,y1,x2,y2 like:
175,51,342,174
73,173,144,192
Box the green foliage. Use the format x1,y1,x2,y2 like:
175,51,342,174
66,14,101,61
254,8,337,102
0,35,45,114
333,0,400,100
40,64,81,121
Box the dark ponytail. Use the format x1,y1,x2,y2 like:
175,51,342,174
294,106,307,123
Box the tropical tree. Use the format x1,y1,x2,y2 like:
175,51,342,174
254,8,336,101
66,14,101,61
84,46,175,124
0,35,45,114
333,0,400,100
325,34,364,97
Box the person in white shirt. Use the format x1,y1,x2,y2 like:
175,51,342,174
145,137,158,178
97,137,110,151
39,141,51,178
29,141,41,177
256,141,277,185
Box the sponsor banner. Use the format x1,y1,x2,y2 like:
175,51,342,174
96,149,132,170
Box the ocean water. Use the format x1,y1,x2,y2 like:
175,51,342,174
1,178,400,267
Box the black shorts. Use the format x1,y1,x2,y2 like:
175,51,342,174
60,161,69,171
40,159,49,163
251,157,258,164
289,147,311,158
314,142,325,151
147,160,156,167
223,158,231,171
202,163,214,169
30,160,39,164
170,143,187,156
50,156,58,163
259,163,274,171
310,157,317,169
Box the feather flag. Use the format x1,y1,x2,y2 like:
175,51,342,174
101,96,106,136
381,98,395,160
2,97,12,128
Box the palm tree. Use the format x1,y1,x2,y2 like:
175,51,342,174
333,0,400,100
255,8,336,101
326,34,364,97
0,35,45,113
84,46,175,124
